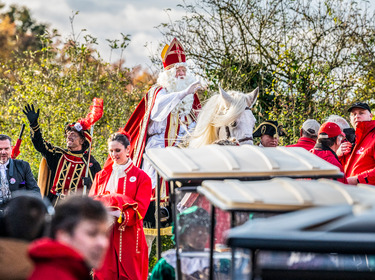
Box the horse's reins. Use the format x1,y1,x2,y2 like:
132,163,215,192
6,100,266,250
224,106,253,143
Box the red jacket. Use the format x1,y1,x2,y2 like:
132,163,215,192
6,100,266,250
89,160,152,280
343,120,375,184
287,137,316,151
28,238,91,280
310,147,347,184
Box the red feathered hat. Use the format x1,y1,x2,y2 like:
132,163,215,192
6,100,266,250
161,38,186,70
66,98,104,149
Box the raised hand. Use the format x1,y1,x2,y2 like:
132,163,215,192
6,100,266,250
186,80,202,95
23,104,40,126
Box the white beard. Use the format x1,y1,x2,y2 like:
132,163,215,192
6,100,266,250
157,68,197,116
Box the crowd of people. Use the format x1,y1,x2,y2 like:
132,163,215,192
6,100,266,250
0,36,374,280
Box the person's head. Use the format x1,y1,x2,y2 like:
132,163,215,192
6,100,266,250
3,192,49,241
51,195,110,269
0,134,12,164
108,132,130,165
65,124,88,152
253,120,287,147
317,122,345,152
178,206,210,251
301,119,320,140
326,115,355,145
175,66,187,79
157,38,196,93
348,102,373,129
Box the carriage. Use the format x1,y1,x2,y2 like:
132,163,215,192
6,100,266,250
226,201,375,280
142,144,375,279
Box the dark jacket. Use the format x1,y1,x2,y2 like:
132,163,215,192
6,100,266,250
6,159,40,195
29,124,101,197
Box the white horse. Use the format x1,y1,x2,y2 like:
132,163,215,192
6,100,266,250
189,86,258,148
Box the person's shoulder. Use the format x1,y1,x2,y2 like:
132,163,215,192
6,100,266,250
13,159,31,168
130,164,151,179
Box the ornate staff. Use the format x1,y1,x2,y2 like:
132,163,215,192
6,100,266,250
73,98,103,195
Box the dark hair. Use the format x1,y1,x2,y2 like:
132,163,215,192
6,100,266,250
317,135,338,148
64,124,89,150
3,194,48,241
50,195,108,239
0,134,12,145
108,133,130,148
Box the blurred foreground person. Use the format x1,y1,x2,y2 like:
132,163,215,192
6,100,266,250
28,195,109,280
0,192,49,280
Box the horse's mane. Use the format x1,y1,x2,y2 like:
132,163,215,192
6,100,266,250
189,91,249,148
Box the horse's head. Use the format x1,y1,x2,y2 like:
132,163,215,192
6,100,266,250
216,86,258,145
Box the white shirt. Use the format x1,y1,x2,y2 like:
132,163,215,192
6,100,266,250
106,159,132,194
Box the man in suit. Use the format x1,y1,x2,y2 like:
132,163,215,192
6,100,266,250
0,134,40,206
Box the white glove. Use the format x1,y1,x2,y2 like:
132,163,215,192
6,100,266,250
181,80,202,97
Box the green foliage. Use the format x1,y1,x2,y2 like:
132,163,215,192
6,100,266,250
0,22,152,176
159,0,375,144
148,235,174,273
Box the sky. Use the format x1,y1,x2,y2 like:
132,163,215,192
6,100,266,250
2,0,190,70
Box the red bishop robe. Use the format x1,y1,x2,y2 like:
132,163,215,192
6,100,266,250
124,85,201,168
89,160,152,280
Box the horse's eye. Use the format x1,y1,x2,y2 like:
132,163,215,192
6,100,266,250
231,121,237,127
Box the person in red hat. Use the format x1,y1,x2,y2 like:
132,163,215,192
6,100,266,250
340,102,375,185
310,122,347,184
124,38,203,250
23,99,103,204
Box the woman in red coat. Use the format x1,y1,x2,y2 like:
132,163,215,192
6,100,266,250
89,129,152,280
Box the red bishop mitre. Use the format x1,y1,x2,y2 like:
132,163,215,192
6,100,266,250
161,38,186,70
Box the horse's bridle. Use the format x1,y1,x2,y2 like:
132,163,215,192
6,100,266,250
223,106,254,143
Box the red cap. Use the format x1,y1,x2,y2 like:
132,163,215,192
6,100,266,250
318,122,345,139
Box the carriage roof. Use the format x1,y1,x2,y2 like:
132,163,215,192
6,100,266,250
226,203,375,254
197,178,375,212
143,145,342,182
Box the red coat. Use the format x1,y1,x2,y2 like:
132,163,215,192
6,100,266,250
89,160,152,280
28,238,91,280
310,148,347,184
343,120,375,184
286,137,316,151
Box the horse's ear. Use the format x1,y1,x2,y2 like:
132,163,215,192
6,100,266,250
219,85,232,108
246,87,259,108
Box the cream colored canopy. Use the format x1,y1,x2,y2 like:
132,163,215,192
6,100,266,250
144,145,342,181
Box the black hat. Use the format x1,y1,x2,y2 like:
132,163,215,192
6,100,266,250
253,120,287,138
348,102,371,113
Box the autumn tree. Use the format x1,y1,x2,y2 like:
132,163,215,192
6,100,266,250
0,13,154,175
0,3,48,60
